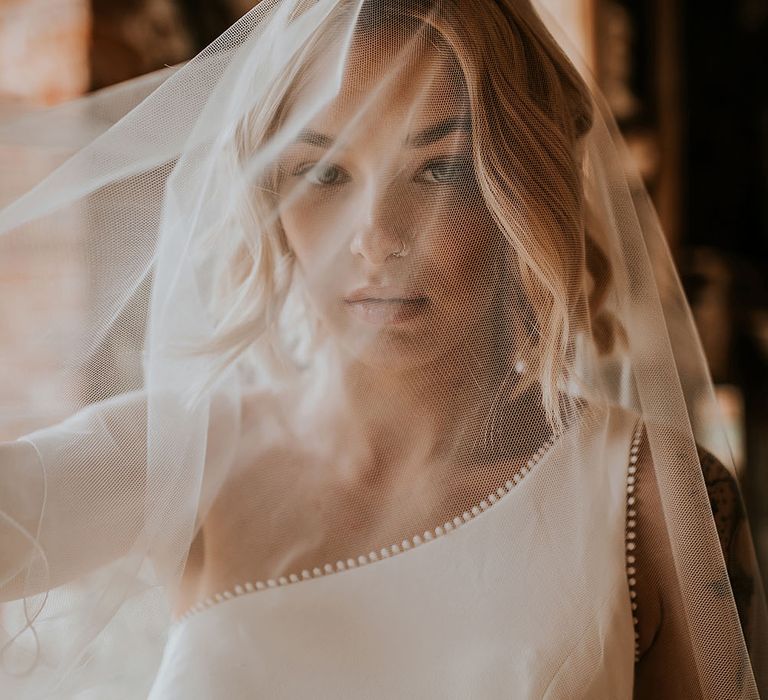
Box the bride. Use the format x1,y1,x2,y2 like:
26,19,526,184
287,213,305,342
1,1,765,697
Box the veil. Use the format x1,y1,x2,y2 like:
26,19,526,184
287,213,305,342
1,1,766,697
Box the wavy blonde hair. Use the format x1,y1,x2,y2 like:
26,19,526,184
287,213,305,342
202,0,621,434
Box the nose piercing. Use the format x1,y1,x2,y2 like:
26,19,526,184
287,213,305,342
391,240,408,258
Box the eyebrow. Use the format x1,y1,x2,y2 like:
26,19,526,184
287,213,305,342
295,129,335,148
295,115,472,150
405,116,472,148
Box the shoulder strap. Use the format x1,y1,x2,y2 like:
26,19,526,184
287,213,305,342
625,419,644,663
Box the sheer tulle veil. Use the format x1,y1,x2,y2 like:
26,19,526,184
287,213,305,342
0,1,766,697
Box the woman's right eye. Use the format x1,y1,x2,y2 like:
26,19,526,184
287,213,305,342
296,163,350,187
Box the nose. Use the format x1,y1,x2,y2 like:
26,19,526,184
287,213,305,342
349,181,409,265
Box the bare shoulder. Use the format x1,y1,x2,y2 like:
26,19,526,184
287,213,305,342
693,443,757,641
631,423,758,696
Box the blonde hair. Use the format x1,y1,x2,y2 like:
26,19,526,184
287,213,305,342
202,0,621,433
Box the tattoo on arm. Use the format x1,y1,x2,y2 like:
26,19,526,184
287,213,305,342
698,445,756,645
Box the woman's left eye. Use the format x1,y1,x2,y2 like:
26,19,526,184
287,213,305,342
417,157,474,185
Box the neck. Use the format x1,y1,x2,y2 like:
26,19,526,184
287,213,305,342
331,341,510,487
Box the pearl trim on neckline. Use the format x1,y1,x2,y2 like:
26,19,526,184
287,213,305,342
174,435,557,624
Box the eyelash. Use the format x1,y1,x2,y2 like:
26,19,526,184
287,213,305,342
292,157,473,187
418,157,474,185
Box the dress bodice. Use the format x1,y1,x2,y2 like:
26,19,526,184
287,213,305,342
148,405,640,699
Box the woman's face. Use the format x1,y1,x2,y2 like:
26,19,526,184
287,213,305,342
277,36,504,372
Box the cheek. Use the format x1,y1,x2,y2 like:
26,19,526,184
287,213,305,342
280,205,314,268
280,210,336,291
280,195,353,269
280,204,351,317
421,204,500,300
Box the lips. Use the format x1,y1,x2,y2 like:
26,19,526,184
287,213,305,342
343,287,429,325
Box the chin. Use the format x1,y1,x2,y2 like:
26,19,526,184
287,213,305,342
334,328,466,376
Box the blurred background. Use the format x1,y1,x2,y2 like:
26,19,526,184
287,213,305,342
0,0,767,571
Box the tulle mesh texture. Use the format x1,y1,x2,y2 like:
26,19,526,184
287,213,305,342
0,1,766,697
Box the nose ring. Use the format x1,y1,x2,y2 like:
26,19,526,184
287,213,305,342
391,240,409,258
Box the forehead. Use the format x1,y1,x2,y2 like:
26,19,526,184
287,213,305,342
289,31,469,137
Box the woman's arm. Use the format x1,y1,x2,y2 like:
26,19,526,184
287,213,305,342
696,446,757,641
632,427,759,698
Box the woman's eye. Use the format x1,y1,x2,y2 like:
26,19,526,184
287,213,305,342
418,157,474,185
296,163,350,186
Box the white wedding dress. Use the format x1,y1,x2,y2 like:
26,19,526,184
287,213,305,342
147,405,640,699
